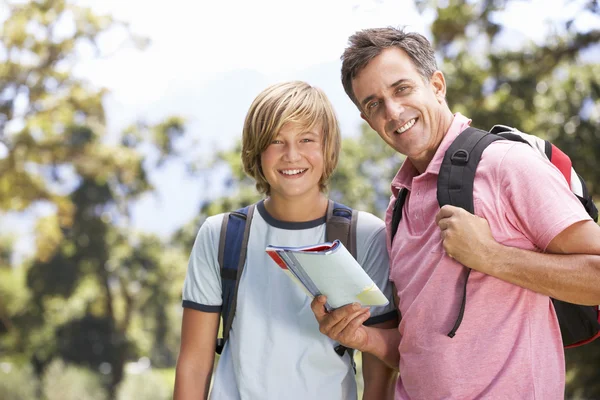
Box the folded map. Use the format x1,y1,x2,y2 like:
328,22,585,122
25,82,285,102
265,240,389,310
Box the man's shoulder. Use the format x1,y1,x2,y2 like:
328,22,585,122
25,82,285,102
477,139,551,178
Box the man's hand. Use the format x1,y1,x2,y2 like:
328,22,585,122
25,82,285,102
310,295,371,351
435,204,500,272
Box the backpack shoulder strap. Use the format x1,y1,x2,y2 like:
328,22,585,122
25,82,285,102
325,200,359,371
437,127,503,213
215,203,255,354
325,200,358,259
390,188,409,244
437,127,502,339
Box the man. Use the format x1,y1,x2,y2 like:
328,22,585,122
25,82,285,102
311,27,600,399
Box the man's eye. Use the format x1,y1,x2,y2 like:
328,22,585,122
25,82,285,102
396,86,408,94
368,101,379,110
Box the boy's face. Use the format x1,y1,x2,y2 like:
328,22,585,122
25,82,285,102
352,47,448,171
260,121,324,203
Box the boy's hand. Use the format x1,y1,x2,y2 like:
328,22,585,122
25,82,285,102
310,295,371,351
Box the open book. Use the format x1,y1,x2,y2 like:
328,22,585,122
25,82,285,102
265,240,389,310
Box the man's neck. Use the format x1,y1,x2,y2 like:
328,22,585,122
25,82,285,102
410,108,455,174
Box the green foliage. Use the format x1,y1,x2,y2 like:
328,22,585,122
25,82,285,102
1,0,599,399
42,360,108,400
0,363,38,400
116,369,172,400
0,1,187,398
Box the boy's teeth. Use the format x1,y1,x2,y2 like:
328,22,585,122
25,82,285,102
281,169,305,175
396,118,416,134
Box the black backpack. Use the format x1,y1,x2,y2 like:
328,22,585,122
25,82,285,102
215,200,358,357
391,125,600,348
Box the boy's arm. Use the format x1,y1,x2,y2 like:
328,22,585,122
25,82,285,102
174,308,220,400
361,318,399,400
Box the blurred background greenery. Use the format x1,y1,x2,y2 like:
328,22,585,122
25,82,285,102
0,0,599,399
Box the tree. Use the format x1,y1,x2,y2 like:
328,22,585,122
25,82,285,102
1,0,187,398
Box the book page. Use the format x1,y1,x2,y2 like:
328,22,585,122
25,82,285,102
289,243,388,309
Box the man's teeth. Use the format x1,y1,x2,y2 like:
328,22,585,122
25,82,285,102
281,169,306,175
396,118,416,134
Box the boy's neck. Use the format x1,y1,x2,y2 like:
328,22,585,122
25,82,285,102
264,193,329,222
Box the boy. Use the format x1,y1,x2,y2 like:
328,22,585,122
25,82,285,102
174,81,398,400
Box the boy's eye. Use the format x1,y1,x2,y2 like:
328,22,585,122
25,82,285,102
271,139,283,144
300,138,313,143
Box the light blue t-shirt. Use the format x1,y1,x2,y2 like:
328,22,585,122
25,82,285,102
183,200,396,400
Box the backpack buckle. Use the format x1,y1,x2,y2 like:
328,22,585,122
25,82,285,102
450,149,469,165
216,338,224,354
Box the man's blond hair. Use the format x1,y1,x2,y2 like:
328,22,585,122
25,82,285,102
242,81,341,195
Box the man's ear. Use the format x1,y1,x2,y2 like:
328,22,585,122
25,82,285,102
360,112,375,131
431,70,447,102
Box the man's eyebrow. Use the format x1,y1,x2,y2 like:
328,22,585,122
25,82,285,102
360,94,377,108
359,79,414,107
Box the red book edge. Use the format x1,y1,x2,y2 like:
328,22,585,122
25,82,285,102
266,250,288,270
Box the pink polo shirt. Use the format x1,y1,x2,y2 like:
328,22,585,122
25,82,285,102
386,113,591,399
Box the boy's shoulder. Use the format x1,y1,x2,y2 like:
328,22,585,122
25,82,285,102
354,209,385,229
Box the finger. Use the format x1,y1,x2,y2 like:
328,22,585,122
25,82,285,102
345,309,371,332
332,310,371,344
310,295,328,322
437,218,448,231
435,205,454,224
318,303,360,334
329,308,370,338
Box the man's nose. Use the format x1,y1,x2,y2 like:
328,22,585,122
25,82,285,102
385,100,405,121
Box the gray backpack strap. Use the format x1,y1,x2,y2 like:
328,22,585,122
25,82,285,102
325,199,358,372
325,200,357,259
217,213,230,269
349,209,358,259
216,204,255,354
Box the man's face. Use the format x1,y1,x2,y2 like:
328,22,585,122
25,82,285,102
352,47,448,171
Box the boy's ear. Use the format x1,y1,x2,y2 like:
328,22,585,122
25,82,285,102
431,70,447,102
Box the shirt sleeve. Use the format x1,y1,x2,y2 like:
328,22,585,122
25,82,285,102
355,211,398,324
497,142,591,251
181,214,224,312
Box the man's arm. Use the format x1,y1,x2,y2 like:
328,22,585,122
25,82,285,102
361,318,398,400
173,308,220,400
437,205,600,305
311,296,401,371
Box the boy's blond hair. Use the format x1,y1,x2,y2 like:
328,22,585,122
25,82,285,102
242,81,341,195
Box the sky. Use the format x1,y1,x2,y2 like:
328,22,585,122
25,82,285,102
72,0,432,237
2,0,597,259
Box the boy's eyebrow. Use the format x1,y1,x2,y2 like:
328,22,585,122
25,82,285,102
302,130,320,136
359,78,413,107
